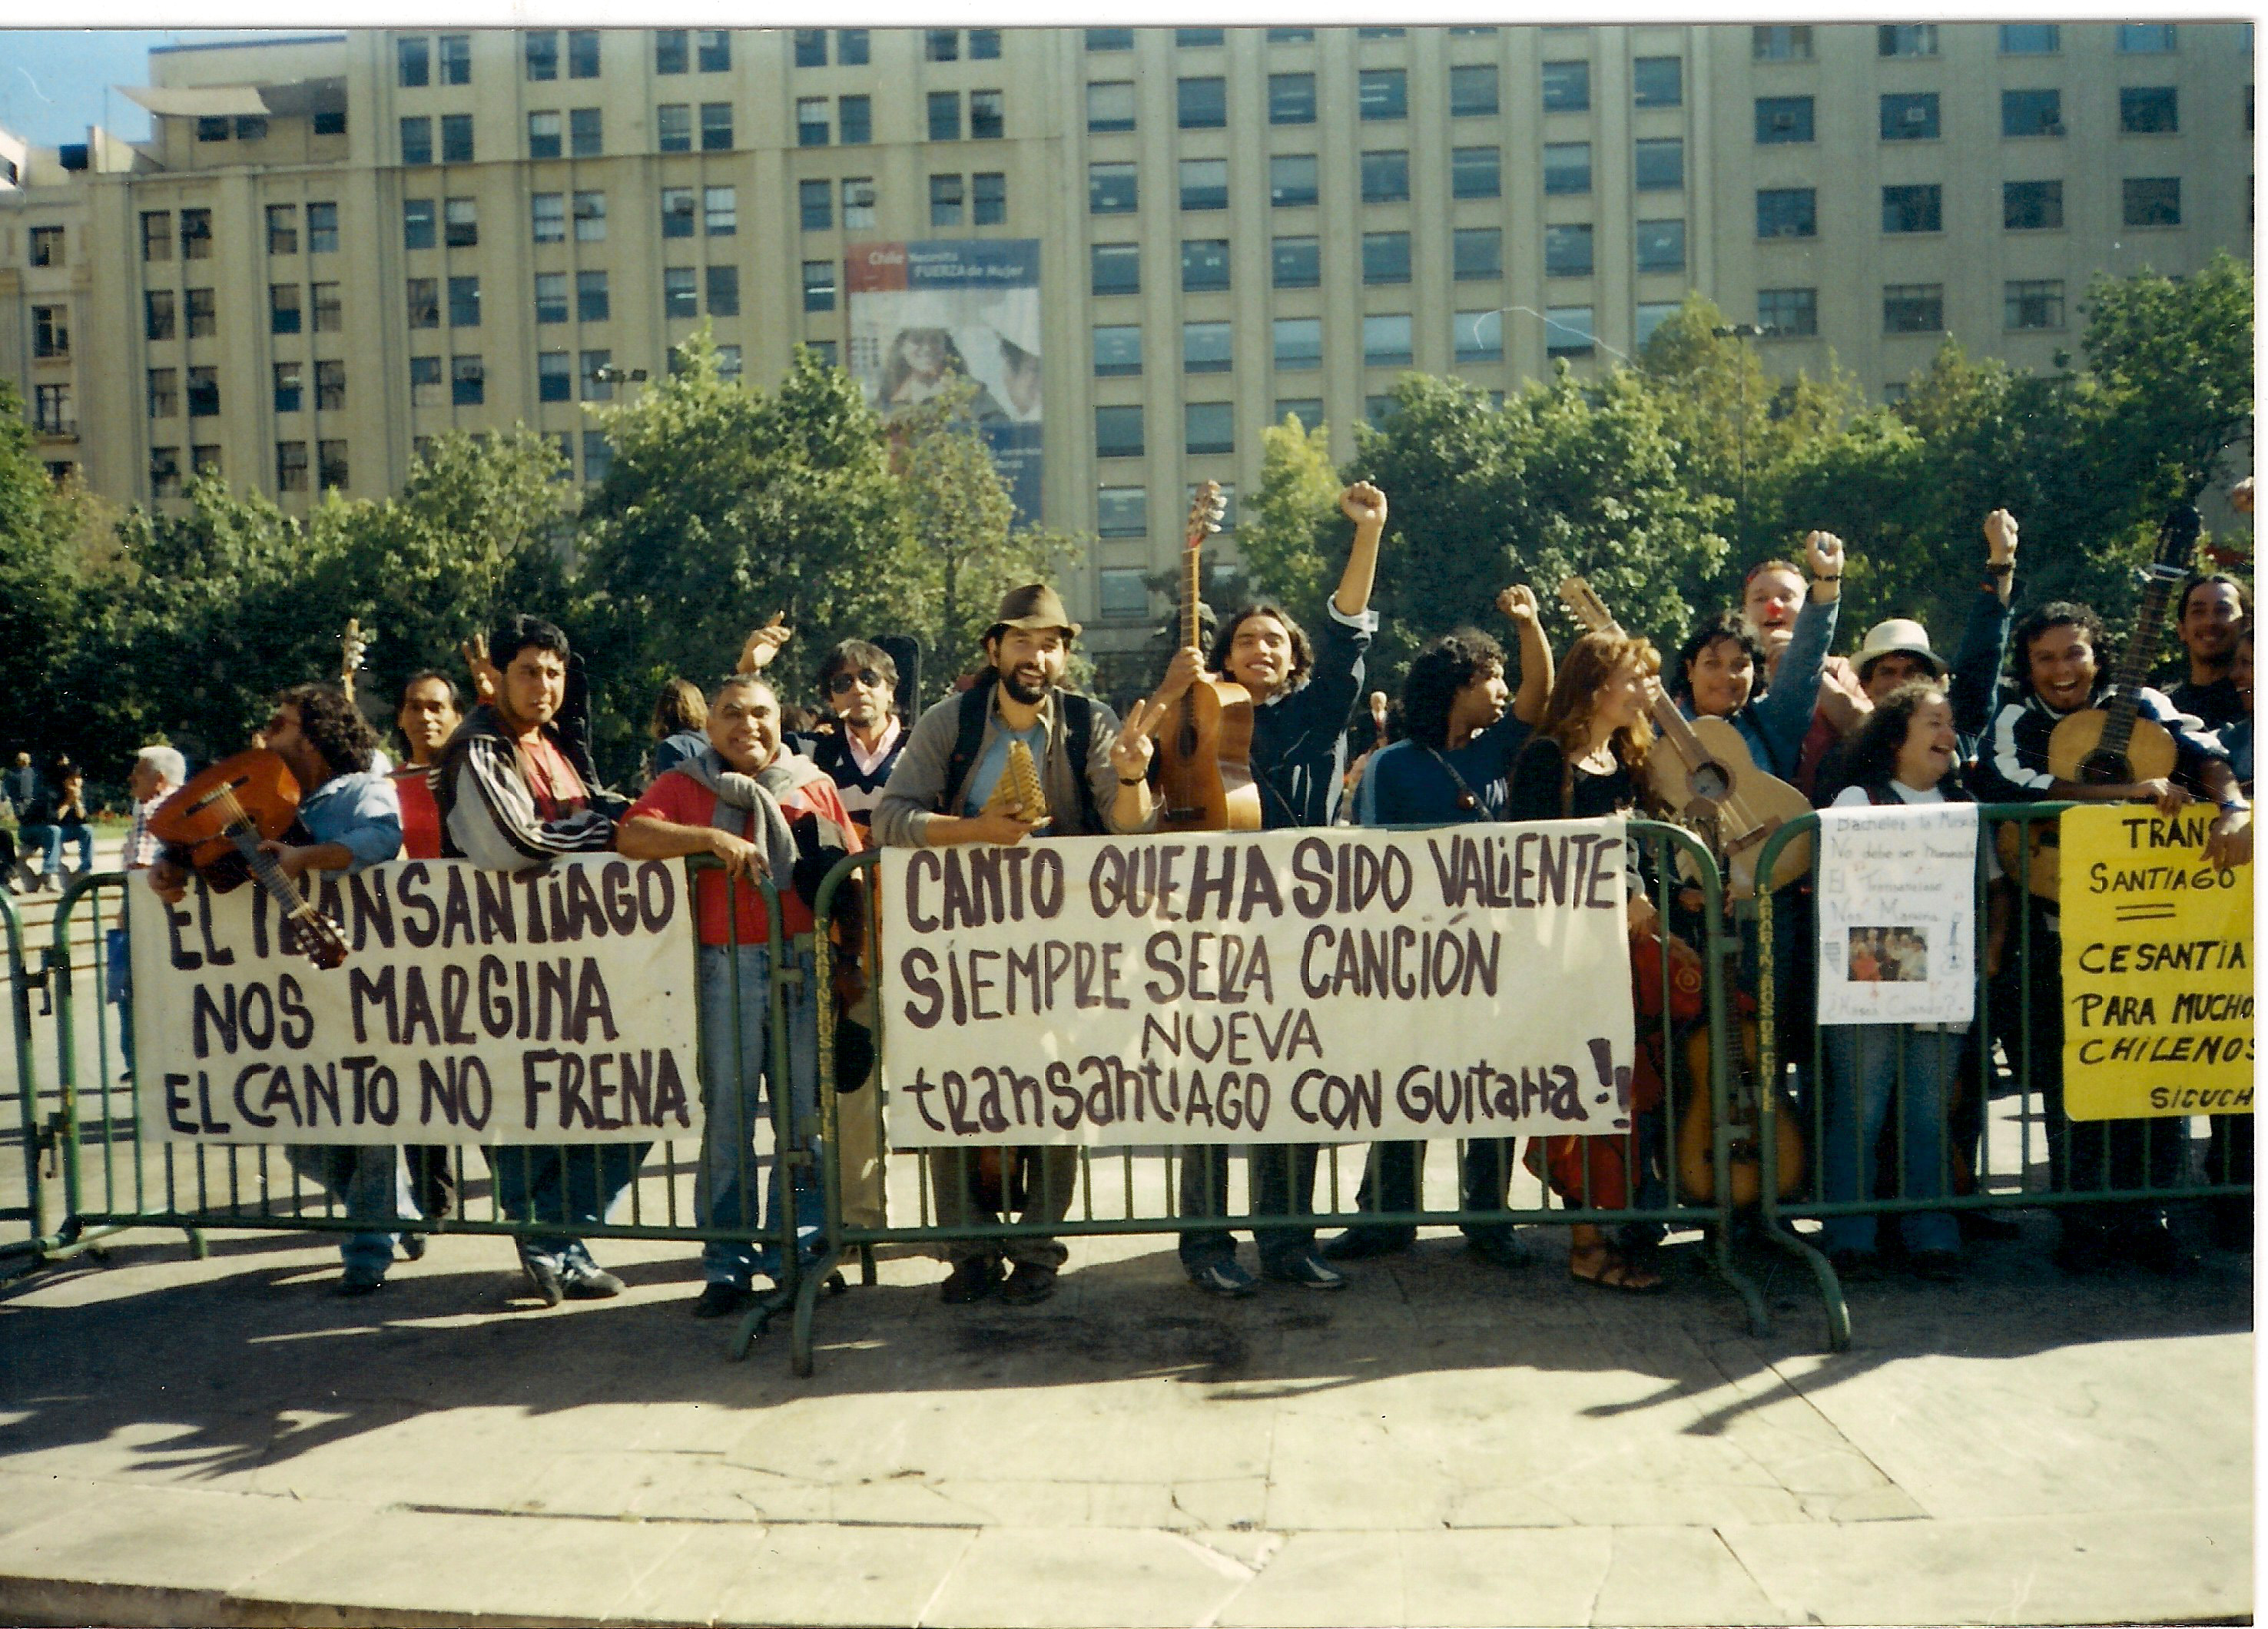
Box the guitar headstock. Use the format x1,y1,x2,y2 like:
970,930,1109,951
339,617,374,702
1557,576,1625,638
284,907,351,971
2156,504,2202,567
1185,480,1226,551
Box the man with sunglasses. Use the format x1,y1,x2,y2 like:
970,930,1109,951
736,625,908,836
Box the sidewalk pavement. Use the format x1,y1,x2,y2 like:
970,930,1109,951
0,1211,2250,1628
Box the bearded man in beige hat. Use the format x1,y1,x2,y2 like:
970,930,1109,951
875,582,1170,1308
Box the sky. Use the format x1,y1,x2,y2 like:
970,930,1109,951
1,31,270,147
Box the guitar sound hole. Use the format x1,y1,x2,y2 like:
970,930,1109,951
1689,763,1731,800
2078,751,2130,787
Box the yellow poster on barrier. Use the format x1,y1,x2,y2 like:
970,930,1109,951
2059,805,2254,1120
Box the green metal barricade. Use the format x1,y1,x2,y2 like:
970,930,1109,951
1,887,51,1280
784,819,1774,1378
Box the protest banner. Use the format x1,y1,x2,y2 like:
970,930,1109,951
1814,802,1978,1027
877,822,1639,1148
2058,805,2254,1120
129,858,702,1144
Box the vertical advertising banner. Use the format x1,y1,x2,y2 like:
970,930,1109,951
847,238,1043,523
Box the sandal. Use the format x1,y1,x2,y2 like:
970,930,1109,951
1567,1243,1666,1295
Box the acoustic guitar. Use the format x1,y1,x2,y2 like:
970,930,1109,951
1996,504,2196,901
1676,1003,1805,1206
148,749,351,970
1155,482,1262,833
1558,576,1813,894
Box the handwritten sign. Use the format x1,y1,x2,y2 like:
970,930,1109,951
877,823,1637,1147
2060,805,2253,1120
129,858,702,1144
1814,802,1978,1027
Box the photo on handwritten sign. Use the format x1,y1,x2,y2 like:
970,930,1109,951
1847,926,1928,985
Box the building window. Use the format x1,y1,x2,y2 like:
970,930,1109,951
1087,28,1134,51
410,355,443,406
438,33,470,84
141,211,172,262
1882,183,1941,233
312,106,346,136
1181,158,1228,211
403,198,436,249
2117,23,2176,54
185,366,218,417
701,104,734,151
2001,23,2059,54
969,28,1001,58
446,356,482,406
656,105,689,153
663,267,698,320
834,29,865,66
1882,92,1940,140
262,205,296,255
840,96,871,145
447,275,481,326
1096,404,1144,458
2004,179,2064,230
145,290,175,340
2006,278,2065,330
1089,161,1138,214
1756,96,1813,143
525,31,558,80
1635,217,1686,273
534,273,567,323
1636,302,1682,346
2123,176,2181,226
799,179,832,231
576,270,610,321
926,28,960,62
801,260,837,312
930,174,965,227
582,430,612,485
1543,305,1594,357
929,91,962,142
973,172,1006,224
698,30,731,71
1360,149,1409,202
1270,153,1318,207
441,197,476,247
316,360,346,410
841,177,874,229
1358,27,1406,39
1181,239,1230,292
1185,402,1234,455
2121,86,2179,134
791,28,824,67
180,208,212,260
1454,310,1504,363
311,282,342,333
1451,145,1500,199
1878,25,1938,58
1183,320,1233,373
1272,317,1322,371
568,29,600,76
1270,72,1316,124
529,111,562,159
1088,81,1136,133
566,108,600,158
705,185,737,235
1544,223,1593,277
1453,226,1502,281
1362,230,1412,284
1179,77,1227,128
1450,64,1498,117
1176,27,1223,47
270,284,303,334
1360,68,1408,121
1097,568,1150,622
1634,137,1683,191
2001,88,2062,137
1753,25,1812,61
662,187,695,238
272,443,303,494
1276,398,1324,431
1272,235,1320,288
539,350,572,402
1093,324,1142,377
1883,284,1943,333
1091,242,1139,295
1540,61,1590,112
315,440,347,491
399,35,430,86
1757,187,1817,238
1544,141,1592,194
28,384,71,437
970,91,1004,140
1758,287,1817,337
1634,57,1683,108
150,368,179,417
1364,314,1414,367
659,29,691,73
573,190,605,241
531,192,564,242
440,114,473,163
185,288,216,337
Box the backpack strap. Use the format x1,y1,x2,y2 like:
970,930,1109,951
1059,692,1102,835
942,672,998,817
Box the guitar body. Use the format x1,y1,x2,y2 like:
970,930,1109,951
1677,1017,1805,1206
1156,678,1262,833
2046,710,2177,786
148,749,302,867
1994,821,2063,904
1642,715,1814,893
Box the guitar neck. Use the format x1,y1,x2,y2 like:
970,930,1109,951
2099,561,2185,756
1649,695,1713,768
1182,536,1203,653
222,821,320,928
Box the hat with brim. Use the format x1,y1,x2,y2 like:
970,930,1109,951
1855,618,1947,682
987,582,1081,641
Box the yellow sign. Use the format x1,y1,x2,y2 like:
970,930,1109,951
2059,805,2253,1120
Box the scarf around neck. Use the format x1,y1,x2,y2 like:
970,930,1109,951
669,746,827,891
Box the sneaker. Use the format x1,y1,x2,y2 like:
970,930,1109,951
940,1256,1003,1305
1320,1226,1414,1262
997,1262,1058,1306
691,1282,757,1319
1908,1249,1961,1284
398,1233,426,1262
1188,1257,1258,1298
1262,1251,1346,1291
560,1261,625,1299
519,1249,565,1307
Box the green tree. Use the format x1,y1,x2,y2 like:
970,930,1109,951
0,381,85,763
1236,414,1344,638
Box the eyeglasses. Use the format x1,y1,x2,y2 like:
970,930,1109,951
827,669,885,696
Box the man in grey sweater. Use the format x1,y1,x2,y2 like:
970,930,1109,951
874,583,1167,1306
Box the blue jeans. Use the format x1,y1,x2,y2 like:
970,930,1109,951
489,1142,650,1272
106,927,134,1076
284,1144,418,1282
696,938,822,1287
19,824,92,876
1179,1143,1320,1271
1820,1024,1959,1256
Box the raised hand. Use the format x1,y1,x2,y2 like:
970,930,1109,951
1495,584,1540,625
737,614,793,675
1984,509,2019,565
1803,530,1846,581
1109,697,1171,782
459,633,500,704
1340,480,1388,530
1815,655,1872,735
